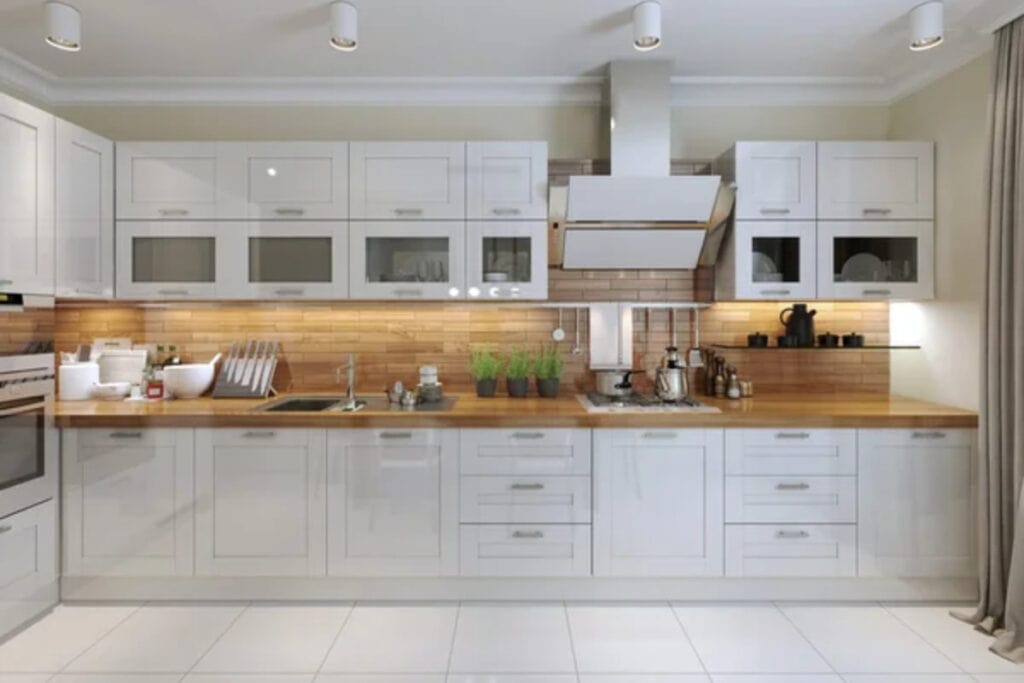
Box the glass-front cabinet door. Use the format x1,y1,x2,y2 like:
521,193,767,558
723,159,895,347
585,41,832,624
466,221,547,299
116,222,228,299
817,221,934,300
730,221,816,300
240,222,348,299
349,221,465,299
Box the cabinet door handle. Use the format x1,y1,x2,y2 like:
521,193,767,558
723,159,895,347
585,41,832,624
157,289,191,296
273,287,305,296
775,529,810,539
379,431,413,439
274,208,306,216
775,431,811,440
243,430,277,438
158,208,190,217
109,431,143,439
393,208,424,217
775,482,811,491
511,529,544,539
642,431,678,439
0,525,11,535
392,288,423,297
862,208,892,216
510,482,545,491
511,431,544,440
74,287,105,296
492,207,522,216
912,431,947,439
759,288,792,296
862,288,892,296
759,208,791,215
0,279,13,286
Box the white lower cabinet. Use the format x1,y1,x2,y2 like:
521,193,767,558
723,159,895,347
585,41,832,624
858,428,975,577
593,429,724,577
725,475,856,524
0,500,57,638
195,429,326,577
327,429,459,576
725,524,856,577
460,524,591,577
63,428,194,577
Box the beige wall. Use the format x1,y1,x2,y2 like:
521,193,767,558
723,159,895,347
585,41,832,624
887,54,991,410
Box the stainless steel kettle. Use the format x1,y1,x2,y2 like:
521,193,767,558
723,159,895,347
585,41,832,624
655,346,688,402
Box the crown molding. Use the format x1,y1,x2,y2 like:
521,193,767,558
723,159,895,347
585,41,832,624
0,47,54,102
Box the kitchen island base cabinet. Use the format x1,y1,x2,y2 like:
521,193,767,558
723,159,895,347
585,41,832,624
194,429,326,577
327,429,458,576
593,429,725,577
858,429,975,578
62,429,194,577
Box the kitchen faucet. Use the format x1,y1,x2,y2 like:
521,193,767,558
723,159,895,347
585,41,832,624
335,353,357,410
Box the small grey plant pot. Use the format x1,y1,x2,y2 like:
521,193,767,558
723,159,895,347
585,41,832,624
506,377,530,398
475,378,498,398
536,377,560,398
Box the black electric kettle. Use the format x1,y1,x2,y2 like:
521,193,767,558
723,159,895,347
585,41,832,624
779,303,817,348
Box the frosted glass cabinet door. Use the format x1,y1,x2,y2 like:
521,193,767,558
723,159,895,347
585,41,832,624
467,141,548,220
817,221,934,300
55,119,114,299
239,222,348,299
115,142,229,219
116,222,232,299
0,93,54,295
350,221,466,299
466,221,548,299
350,142,466,219
733,141,817,220
817,141,934,220
731,221,816,300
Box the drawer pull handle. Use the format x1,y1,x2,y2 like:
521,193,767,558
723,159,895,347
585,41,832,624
158,208,190,217
379,431,413,439
74,287,105,296
642,432,678,439
0,279,13,286
273,288,305,296
492,207,522,216
511,431,544,440
511,530,544,539
0,524,13,534
775,530,810,540
912,431,947,439
760,289,792,296
394,208,424,217
274,208,306,216
862,208,892,216
392,288,424,297
759,208,791,215
510,482,545,491
157,289,191,296
243,430,277,438
109,431,143,439
775,482,811,491
862,288,892,296
775,431,811,440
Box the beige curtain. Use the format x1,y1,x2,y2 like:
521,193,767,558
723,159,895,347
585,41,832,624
964,15,1024,663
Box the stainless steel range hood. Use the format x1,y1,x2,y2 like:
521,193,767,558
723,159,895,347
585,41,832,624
560,60,733,270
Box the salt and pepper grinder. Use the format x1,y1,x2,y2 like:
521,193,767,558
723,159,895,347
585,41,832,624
713,358,726,398
726,366,741,399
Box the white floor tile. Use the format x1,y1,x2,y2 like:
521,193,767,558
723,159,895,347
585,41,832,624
672,603,831,674
974,676,1024,681
449,605,575,674
0,604,139,672
884,605,1024,674
710,676,842,682
568,605,703,674
65,604,244,674
193,605,350,674
841,676,976,682
185,675,314,683
51,676,184,683
579,675,711,682
0,675,54,683
779,604,960,674
315,676,446,682
446,677,577,683
320,605,456,673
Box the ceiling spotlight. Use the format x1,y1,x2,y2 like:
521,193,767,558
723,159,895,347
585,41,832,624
329,1,358,52
633,1,662,52
909,1,943,51
44,1,81,52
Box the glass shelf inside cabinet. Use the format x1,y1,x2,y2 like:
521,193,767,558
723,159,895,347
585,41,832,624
366,237,450,284
482,236,533,283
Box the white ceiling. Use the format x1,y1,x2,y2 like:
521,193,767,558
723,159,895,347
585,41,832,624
0,0,1021,105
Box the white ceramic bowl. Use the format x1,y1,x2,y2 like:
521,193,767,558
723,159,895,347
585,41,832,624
90,381,131,401
163,363,216,399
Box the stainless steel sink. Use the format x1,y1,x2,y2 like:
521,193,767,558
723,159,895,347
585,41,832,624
253,395,456,413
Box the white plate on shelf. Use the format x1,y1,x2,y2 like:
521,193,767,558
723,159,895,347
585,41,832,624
840,252,885,282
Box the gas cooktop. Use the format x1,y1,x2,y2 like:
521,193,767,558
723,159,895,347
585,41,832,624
578,392,721,414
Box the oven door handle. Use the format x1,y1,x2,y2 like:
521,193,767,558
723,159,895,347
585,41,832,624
0,400,46,418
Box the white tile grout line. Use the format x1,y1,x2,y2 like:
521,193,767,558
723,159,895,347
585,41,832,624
772,599,843,677
53,600,148,676
560,600,582,682
181,601,251,677
879,602,973,675
312,599,357,677
444,601,462,679
666,599,711,678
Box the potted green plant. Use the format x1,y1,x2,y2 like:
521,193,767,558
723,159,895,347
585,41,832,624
504,347,534,398
534,345,564,398
469,346,502,397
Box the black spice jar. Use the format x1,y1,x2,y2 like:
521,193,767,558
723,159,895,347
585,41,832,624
747,332,769,348
817,331,839,348
842,332,865,348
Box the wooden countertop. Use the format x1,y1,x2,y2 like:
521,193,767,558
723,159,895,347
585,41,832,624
53,392,979,429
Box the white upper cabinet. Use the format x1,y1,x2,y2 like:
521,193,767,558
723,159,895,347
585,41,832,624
55,119,114,299
817,220,934,300
233,221,349,299
223,142,348,219
116,142,230,220
593,429,724,577
466,221,548,300
0,93,54,295
349,221,466,300
716,220,817,300
727,141,817,220
350,142,466,219
817,141,934,220
466,142,548,220
116,221,232,299
858,429,975,578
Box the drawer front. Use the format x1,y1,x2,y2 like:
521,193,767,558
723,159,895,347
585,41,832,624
210,428,313,447
860,428,975,448
725,476,856,524
79,428,178,448
459,524,591,577
460,429,591,475
725,429,856,475
608,428,719,448
460,476,591,524
724,524,856,577
0,499,57,637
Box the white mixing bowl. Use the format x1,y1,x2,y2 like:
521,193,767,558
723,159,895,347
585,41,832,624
163,363,216,399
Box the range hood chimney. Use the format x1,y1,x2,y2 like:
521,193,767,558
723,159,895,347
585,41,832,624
559,60,733,269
